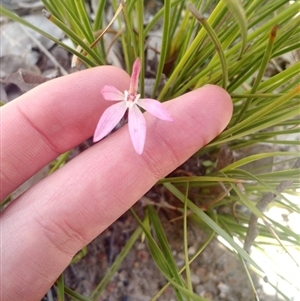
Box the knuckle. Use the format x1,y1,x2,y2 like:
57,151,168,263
35,215,88,257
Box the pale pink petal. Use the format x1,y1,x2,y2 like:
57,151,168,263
128,58,141,94
101,85,124,101
137,98,173,121
93,101,127,142
128,104,146,155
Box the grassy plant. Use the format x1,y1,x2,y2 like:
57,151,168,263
1,0,299,300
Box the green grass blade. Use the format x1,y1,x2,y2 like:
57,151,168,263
144,0,183,36
71,246,87,264
74,0,95,43
42,10,104,65
151,0,171,98
89,226,142,300
65,286,92,301
257,61,300,92
41,0,66,20
49,151,70,174
132,208,210,300
153,230,215,300
57,273,65,301
235,25,279,124
59,1,94,43
147,206,186,300
163,183,264,272
187,3,228,89
136,0,145,97
217,85,299,139
0,5,98,67
93,0,106,30
158,1,225,100
183,182,192,293
224,0,248,59
221,152,299,172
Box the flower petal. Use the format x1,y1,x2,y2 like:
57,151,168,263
129,58,141,94
137,98,173,121
101,85,124,101
128,104,146,155
93,101,127,142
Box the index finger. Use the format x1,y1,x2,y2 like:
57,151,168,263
2,84,233,301
1,66,130,199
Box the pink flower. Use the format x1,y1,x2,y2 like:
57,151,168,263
93,58,173,154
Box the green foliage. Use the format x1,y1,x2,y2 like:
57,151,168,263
1,0,299,300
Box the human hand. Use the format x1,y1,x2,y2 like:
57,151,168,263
1,66,232,301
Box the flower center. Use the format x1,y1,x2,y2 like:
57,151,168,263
124,90,141,106
127,92,136,102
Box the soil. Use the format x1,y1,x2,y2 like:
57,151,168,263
59,206,270,301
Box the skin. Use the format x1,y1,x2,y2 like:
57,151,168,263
1,66,233,301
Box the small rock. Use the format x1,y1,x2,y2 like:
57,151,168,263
137,250,149,263
118,269,128,282
190,274,201,285
218,282,231,299
188,245,196,255
177,252,185,260
136,242,146,250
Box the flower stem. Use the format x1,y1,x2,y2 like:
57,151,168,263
136,0,145,97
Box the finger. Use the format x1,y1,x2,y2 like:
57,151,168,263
1,66,130,199
2,85,232,301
